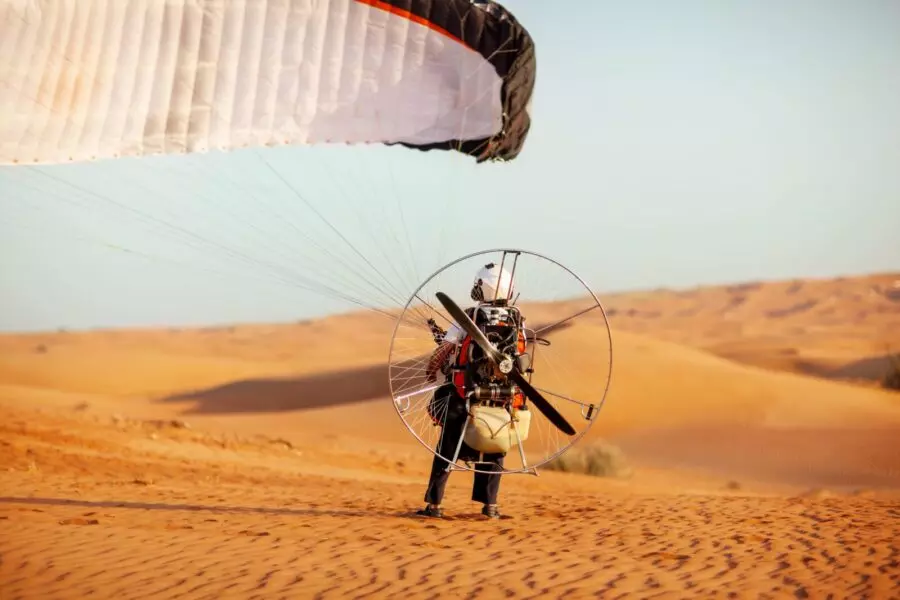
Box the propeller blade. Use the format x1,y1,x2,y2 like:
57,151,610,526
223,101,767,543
434,292,576,436
508,369,576,436
435,292,504,364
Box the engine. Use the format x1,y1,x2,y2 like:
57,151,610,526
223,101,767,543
462,304,530,403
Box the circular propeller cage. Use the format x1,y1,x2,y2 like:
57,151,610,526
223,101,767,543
388,249,614,475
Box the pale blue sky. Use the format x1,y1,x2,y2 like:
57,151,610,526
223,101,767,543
2,0,899,332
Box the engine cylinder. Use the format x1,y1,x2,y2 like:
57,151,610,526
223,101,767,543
471,384,517,401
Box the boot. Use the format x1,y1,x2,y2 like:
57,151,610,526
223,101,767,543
416,503,443,518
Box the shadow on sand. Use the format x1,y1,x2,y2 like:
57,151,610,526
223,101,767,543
158,320,574,415
796,354,897,385
160,362,393,415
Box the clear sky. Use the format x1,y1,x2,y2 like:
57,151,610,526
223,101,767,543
2,0,899,332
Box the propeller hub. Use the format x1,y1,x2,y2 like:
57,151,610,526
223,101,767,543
498,356,514,374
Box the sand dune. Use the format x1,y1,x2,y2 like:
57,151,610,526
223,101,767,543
2,272,899,597
602,271,900,386
5,314,899,487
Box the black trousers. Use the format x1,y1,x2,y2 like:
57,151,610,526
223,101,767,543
423,384,504,505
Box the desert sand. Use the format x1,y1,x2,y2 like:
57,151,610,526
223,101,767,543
2,272,899,599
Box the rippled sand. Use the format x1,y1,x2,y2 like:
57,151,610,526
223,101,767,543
2,272,899,598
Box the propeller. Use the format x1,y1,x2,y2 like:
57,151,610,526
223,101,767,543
435,291,576,436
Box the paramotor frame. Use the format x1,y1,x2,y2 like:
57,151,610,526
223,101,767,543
388,248,614,476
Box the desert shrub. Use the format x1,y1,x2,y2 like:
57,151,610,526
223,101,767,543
883,352,900,392
542,440,632,478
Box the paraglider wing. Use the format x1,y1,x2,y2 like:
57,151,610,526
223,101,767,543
0,0,535,165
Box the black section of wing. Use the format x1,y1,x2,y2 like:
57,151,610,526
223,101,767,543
376,0,536,162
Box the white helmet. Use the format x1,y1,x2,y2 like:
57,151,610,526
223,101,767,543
471,262,514,302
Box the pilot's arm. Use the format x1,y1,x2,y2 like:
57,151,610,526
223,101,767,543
425,322,464,382
425,342,455,382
